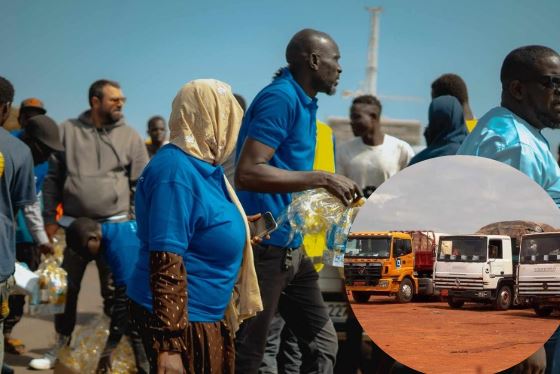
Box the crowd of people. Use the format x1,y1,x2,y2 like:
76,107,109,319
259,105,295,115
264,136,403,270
0,27,559,374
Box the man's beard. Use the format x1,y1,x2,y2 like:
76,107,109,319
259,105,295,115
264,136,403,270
101,109,122,124
536,111,560,129
325,80,338,96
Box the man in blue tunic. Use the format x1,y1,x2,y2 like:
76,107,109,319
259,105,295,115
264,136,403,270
457,45,560,208
457,45,560,374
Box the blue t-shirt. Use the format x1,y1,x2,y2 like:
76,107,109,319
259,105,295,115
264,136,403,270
0,128,36,281
235,68,318,248
101,221,140,287
457,107,560,207
127,145,246,322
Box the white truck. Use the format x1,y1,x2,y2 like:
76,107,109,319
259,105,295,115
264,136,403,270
433,234,516,310
517,232,560,316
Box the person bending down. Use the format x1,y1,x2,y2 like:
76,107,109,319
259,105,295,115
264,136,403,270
65,218,149,373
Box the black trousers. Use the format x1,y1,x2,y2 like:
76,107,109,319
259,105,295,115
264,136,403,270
102,285,149,374
235,245,338,374
55,243,114,336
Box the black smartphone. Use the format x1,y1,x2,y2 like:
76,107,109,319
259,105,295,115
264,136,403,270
249,212,278,238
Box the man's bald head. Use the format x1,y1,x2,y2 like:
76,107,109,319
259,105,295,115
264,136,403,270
286,29,336,67
284,29,342,96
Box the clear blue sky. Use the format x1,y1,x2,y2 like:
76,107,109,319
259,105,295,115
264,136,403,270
2,0,560,148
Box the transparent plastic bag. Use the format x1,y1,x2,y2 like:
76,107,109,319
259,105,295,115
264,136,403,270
58,314,135,373
28,256,67,316
277,188,365,267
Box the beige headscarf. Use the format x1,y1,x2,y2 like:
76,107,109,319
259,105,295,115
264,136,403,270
169,79,243,165
169,80,263,332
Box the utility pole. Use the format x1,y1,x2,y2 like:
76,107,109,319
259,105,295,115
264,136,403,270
365,7,382,96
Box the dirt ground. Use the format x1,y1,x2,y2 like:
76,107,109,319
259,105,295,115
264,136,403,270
350,295,559,374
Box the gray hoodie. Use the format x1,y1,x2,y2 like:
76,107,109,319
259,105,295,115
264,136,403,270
42,111,149,224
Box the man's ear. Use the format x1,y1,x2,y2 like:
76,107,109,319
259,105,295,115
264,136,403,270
91,96,101,110
0,102,11,126
507,80,524,101
309,52,320,71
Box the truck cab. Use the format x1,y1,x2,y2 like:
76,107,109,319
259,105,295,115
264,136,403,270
434,235,515,310
344,232,418,303
517,232,560,316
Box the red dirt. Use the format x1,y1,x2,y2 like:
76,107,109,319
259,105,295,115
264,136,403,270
350,295,559,374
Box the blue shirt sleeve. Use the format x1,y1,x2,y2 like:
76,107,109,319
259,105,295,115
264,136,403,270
147,181,200,255
247,91,294,150
12,147,36,208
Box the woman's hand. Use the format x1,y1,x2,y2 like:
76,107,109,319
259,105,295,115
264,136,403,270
247,214,271,244
157,351,185,374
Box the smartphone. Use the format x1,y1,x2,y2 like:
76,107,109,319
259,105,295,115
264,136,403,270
249,212,278,238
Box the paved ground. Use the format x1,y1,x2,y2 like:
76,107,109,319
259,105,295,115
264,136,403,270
5,263,103,374
350,295,560,374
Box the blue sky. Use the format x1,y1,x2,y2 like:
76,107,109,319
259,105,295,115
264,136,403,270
2,1,560,148
352,156,560,234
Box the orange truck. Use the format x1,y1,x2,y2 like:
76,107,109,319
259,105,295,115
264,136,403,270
343,231,438,303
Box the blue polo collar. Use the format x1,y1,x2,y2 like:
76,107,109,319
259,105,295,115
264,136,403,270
277,68,318,110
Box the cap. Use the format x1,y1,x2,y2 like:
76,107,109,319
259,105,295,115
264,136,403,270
26,115,64,152
20,98,46,114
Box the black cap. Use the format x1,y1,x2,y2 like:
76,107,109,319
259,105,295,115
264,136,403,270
20,98,47,114
26,115,64,152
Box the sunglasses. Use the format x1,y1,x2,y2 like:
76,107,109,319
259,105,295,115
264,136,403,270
536,75,560,90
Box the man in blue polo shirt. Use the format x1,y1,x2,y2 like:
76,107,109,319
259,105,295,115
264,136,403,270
234,29,361,374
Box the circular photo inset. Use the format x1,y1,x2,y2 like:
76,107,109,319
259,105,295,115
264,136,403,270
344,155,560,373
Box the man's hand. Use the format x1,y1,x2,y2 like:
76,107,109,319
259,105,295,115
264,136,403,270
322,173,363,206
157,351,185,374
45,223,59,241
37,242,54,255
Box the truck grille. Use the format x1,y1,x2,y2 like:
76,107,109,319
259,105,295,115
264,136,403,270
434,275,483,290
344,263,383,286
518,280,560,295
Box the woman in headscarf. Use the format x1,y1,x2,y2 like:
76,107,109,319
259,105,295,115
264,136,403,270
409,95,467,166
127,79,262,374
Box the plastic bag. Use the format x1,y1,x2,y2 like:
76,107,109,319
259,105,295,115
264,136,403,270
28,256,67,316
58,314,135,373
278,188,365,267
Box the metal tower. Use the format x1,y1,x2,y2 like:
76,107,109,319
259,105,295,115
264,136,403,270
365,7,383,96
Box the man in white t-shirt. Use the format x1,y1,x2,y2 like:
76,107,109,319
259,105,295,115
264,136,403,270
336,95,414,197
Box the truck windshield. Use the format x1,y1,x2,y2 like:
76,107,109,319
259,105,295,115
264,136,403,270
438,237,486,262
520,234,560,263
346,237,391,258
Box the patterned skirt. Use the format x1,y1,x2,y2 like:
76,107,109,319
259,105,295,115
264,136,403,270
129,300,235,374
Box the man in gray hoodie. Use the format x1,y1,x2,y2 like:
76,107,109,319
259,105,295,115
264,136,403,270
29,79,149,370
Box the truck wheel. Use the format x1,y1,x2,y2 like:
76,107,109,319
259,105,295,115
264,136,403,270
351,291,371,303
396,278,414,303
448,298,464,308
494,285,512,310
534,306,553,317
